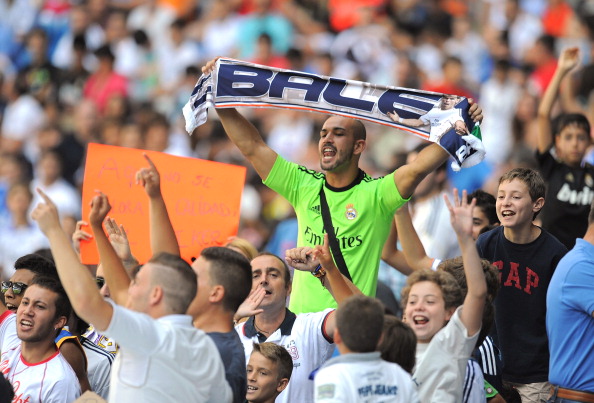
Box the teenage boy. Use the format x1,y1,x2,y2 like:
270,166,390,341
246,342,293,403
536,46,594,249
314,295,419,402
0,276,81,402
401,189,487,402
476,168,568,402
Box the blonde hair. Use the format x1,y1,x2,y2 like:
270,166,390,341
225,237,258,260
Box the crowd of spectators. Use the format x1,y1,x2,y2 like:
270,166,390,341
1,1,594,402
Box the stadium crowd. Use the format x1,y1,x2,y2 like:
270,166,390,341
1,0,594,402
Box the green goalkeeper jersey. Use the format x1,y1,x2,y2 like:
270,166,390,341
264,156,408,313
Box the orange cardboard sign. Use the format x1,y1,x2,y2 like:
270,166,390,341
80,144,246,264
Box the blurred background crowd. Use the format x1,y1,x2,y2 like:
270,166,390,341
1,0,593,288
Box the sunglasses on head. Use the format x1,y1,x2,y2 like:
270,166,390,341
96,277,105,289
1,281,28,295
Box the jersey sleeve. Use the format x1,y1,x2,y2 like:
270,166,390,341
0,312,18,352
102,300,161,354
264,155,316,205
379,171,409,215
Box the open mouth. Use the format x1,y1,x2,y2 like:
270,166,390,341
501,210,515,218
322,146,336,160
413,315,428,325
247,386,258,391
20,319,33,329
6,304,17,312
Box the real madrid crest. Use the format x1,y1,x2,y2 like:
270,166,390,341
345,203,357,220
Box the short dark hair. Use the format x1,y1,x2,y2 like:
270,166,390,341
148,253,197,314
14,254,58,278
30,276,72,322
254,252,291,287
468,189,499,225
200,247,252,312
350,119,367,141
336,295,384,353
252,342,293,382
499,168,546,219
553,113,591,139
378,315,416,374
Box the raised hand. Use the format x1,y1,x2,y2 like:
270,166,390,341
135,153,161,199
558,47,580,74
234,285,266,321
201,57,221,75
387,110,401,122
89,191,112,228
443,188,475,241
72,220,92,254
104,217,134,263
31,188,62,235
467,98,483,123
285,247,319,272
312,234,335,271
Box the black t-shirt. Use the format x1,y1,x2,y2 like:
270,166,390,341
476,226,567,384
537,150,594,249
208,330,247,403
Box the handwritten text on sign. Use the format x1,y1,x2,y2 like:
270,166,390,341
80,144,246,264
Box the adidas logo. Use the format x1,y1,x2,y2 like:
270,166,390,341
310,205,321,215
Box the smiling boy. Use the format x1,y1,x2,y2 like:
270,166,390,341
246,342,293,403
536,47,594,249
476,168,568,402
401,189,487,402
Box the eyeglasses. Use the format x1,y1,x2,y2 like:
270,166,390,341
1,281,28,295
96,277,105,289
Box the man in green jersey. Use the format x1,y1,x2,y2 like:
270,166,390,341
201,59,483,314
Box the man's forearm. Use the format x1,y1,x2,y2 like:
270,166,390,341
149,195,179,256
92,223,131,306
45,226,111,324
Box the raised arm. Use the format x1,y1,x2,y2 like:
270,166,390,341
31,189,113,331
104,217,138,271
136,153,179,255
537,47,580,154
285,234,362,338
381,216,414,275
393,204,435,272
392,99,483,198
202,58,278,180
388,111,426,128
444,189,486,337
89,192,131,306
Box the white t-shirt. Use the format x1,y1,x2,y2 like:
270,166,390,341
0,342,80,403
413,307,480,403
236,309,336,403
314,351,419,402
103,301,231,403
0,311,18,351
81,336,114,400
420,107,464,142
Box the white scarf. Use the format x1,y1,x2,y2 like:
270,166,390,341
183,58,485,171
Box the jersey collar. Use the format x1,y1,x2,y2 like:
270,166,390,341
324,169,366,192
244,308,297,342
